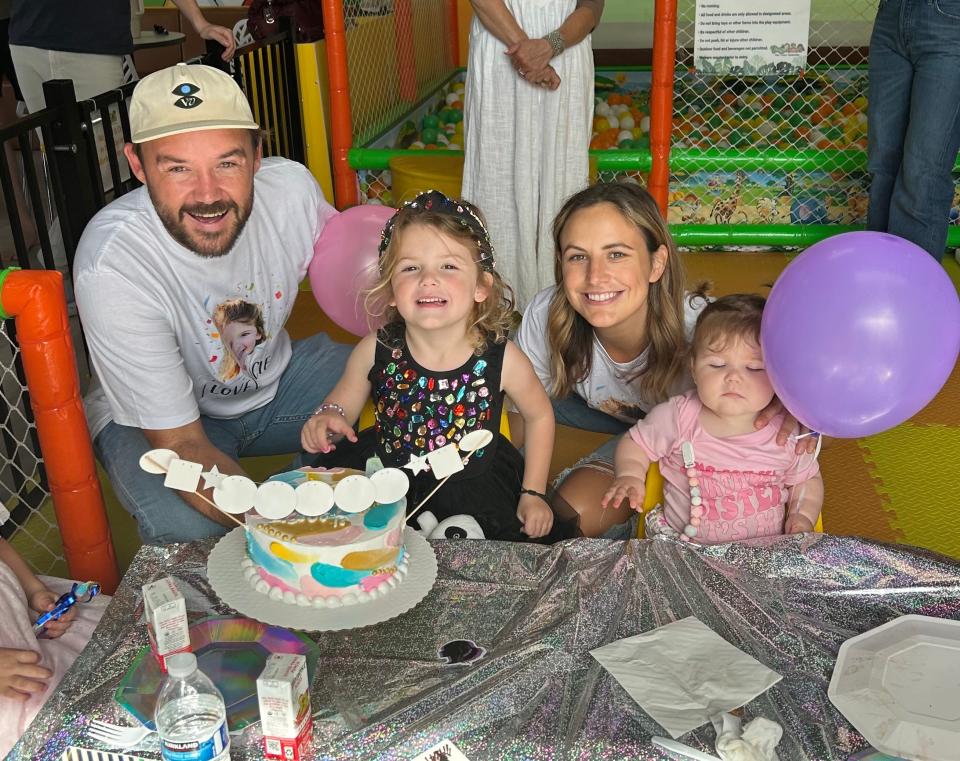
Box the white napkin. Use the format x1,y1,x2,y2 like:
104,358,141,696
590,617,782,739
712,712,782,761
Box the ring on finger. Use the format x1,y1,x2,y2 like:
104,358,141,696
519,70,526,78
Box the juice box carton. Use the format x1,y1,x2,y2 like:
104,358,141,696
142,577,191,671
257,653,312,761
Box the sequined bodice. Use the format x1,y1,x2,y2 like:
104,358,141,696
368,331,506,472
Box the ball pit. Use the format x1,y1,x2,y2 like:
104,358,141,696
353,68,958,241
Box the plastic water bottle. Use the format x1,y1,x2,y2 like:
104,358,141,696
155,652,230,761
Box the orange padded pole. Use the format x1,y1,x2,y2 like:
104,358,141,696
395,0,417,103
0,269,119,593
650,0,677,217
445,0,460,70
321,0,360,208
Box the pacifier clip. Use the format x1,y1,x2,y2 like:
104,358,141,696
681,441,702,542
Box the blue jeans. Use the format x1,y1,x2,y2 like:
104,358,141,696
551,393,631,435
94,334,353,545
867,0,960,261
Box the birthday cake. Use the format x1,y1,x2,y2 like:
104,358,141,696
239,468,410,608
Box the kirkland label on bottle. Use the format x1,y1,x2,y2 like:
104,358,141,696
160,720,229,761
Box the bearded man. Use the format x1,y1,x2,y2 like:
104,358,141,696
74,64,351,543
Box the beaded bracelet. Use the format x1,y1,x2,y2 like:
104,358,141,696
542,29,565,57
313,402,345,418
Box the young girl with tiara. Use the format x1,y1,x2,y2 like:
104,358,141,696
514,182,815,537
302,191,558,541
601,294,823,543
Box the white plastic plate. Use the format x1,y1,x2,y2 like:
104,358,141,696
828,614,960,761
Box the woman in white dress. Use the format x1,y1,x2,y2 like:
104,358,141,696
462,0,603,310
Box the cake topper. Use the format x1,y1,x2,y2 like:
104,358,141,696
140,431,492,526
139,449,413,522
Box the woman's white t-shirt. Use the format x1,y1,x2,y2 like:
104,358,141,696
516,286,707,422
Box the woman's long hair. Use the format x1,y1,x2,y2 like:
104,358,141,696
547,182,706,406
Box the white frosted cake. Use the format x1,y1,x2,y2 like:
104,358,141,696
240,468,410,608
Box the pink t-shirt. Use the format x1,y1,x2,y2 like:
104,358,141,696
628,390,820,543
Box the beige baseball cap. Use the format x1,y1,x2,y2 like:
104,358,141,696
129,63,259,143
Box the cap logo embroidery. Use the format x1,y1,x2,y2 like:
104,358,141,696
172,82,202,109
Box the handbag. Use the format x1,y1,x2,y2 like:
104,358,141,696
247,0,325,43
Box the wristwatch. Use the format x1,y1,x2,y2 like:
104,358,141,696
543,29,565,57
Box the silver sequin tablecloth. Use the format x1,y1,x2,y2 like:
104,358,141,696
12,534,960,760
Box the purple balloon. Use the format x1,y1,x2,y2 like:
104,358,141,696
761,231,960,438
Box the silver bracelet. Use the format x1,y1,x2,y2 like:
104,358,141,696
543,29,565,57
313,402,345,418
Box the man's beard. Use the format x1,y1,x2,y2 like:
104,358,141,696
151,190,255,258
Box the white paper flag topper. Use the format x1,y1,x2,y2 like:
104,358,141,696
333,475,376,513
426,443,465,480
212,475,258,514
254,480,298,520
139,448,178,474
163,458,203,492
294,480,335,516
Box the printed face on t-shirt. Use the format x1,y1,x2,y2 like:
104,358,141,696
222,320,261,368
212,298,266,383
131,128,261,258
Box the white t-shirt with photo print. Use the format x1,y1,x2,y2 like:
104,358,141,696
75,157,336,438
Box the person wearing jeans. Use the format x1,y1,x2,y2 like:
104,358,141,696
866,0,960,261
74,64,351,544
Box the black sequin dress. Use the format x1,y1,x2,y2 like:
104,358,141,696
318,326,525,541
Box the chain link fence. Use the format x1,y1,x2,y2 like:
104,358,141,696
667,0,875,242
344,0,456,149
350,1,960,252
340,1,459,208
0,322,66,575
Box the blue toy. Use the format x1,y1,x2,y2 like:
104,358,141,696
33,581,100,635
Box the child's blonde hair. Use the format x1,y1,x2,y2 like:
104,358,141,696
365,192,515,351
212,298,265,380
691,293,765,357
547,182,708,403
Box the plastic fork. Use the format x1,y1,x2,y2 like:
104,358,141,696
87,719,156,748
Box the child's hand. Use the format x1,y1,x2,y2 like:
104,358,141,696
301,411,357,454
29,588,77,638
785,514,816,534
601,476,646,511
0,647,51,700
517,494,554,538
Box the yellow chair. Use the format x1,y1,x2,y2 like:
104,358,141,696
357,400,512,440
635,463,823,538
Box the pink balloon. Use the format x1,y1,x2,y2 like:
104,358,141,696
310,204,396,337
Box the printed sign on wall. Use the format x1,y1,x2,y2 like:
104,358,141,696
694,0,811,76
